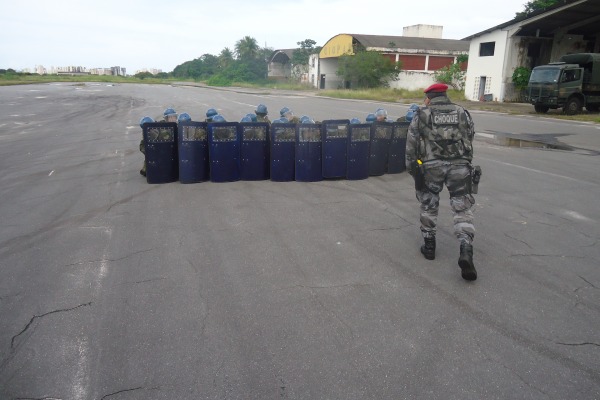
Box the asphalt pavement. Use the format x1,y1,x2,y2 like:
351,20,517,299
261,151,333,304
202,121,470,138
0,83,599,399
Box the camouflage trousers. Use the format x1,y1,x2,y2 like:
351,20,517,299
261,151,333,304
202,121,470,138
416,162,475,244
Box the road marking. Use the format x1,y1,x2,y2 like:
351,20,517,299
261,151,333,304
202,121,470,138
479,157,591,185
48,170,54,176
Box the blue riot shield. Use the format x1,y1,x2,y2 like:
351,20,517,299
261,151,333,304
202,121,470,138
240,123,270,181
178,121,209,183
387,122,409,173
322,119,349,178
270,123,296,182
369,122,393,176
295,123,323,182
143,122,178,184
208,122,240,182
347,123,371,180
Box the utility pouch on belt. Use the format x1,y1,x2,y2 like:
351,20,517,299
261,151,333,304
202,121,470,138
412,160,425,191
471,165,482,194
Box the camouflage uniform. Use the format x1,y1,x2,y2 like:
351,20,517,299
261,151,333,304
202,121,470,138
405,94,476,245
256,114,271,124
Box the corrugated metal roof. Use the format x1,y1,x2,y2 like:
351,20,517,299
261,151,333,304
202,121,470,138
348,34,469,52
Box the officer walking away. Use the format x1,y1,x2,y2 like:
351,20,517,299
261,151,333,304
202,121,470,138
405,83,480,281
255,104,270,123
139,116,154,177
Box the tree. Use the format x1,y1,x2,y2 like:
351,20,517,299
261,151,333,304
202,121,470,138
219,48,234,69
516,0,559,17
235,36,259,61
291,39,321,81
433,54,468,90
336,50,401,89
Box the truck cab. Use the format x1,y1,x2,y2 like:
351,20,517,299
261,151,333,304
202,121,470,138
525,53,600,115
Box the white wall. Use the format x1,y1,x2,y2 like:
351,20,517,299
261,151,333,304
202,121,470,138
319,58,344,89
464,29,509,101
389,71,437,91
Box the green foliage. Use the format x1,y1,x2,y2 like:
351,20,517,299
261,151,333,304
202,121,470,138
134,71,154,80
516,0,559,17
433,55,468,90
235,36,259,61
172,53,219,79
512,66,531,89
336,50,401,89
290,39,320,81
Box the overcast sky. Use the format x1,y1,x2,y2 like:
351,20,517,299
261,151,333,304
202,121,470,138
1,0,529,74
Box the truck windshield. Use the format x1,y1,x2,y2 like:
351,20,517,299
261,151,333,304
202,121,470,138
529,68,561,83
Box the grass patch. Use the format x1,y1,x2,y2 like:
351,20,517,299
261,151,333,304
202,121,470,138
316,87,467,104
0,74,191,86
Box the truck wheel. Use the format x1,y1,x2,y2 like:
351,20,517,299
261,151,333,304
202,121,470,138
564,97,582,115
586,104,600,113
534,105,549,113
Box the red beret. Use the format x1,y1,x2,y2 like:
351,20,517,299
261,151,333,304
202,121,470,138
424,83,448,93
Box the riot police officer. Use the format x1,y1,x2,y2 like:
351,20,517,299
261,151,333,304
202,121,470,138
405,83,478,281
375,108,388,122
255,104,270,123
280,107,300,123
161,108,178,123
138,116,154,177
206,108,218,122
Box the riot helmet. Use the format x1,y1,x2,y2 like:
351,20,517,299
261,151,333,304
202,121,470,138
164,108,178,122
139,116,154,128
279,117,289,123
405,103,419,122
245,113,258,122
280,107,293,118
300,115,314,124
272,118,284,124
366,113,376,123
177,112,191,123
206,108,218,120
240,116,253,123
375,108,388,121
350,118,361,124
212,114,226,123
256,104,268,115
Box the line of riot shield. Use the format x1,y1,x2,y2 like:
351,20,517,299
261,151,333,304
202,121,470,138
295,123,323,182
347,123,371,180
208,122,240,182
369,122,393,176
178,121,209,183
143,122,179,184
270,123,296,182
322,119,349,178
387,121,409,174
239,122,270,181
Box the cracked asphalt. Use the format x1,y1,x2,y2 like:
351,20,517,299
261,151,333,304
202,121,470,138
0,83,599,399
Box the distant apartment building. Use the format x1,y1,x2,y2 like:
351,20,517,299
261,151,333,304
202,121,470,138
135,68,163,75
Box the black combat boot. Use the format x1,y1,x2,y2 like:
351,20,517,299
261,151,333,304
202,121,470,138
458,243,477,281
420,237,436,260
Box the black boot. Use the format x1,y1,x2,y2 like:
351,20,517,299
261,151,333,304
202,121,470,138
420,237,436,260
458,243,477,281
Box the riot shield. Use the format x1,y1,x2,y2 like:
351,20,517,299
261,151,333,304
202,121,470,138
270,123,296,182
208,122,240,182
178,121,209,183
347,123,371,180
143,122,178,184
322,119,349,178
387,121,409,173
295,123,323,182
369,122,393,176
240,122,270,181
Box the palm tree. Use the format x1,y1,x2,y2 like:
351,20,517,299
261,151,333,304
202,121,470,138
235,36,259,61
219,48,234,69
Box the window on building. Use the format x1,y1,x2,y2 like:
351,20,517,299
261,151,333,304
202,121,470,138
479,42,495,57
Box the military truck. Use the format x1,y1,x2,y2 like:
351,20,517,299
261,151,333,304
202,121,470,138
525,53,600,114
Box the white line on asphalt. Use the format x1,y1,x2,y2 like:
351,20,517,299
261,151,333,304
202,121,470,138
479,157,591,185
48,170,54,176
